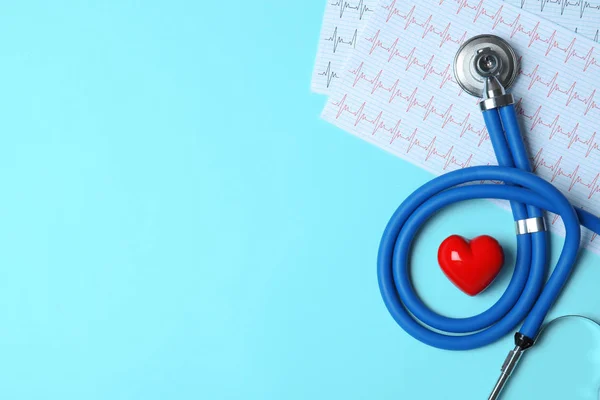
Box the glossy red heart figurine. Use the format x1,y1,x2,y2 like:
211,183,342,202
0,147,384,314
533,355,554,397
437,235,504,296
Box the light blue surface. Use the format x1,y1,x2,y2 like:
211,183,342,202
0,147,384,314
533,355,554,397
1,1,600,399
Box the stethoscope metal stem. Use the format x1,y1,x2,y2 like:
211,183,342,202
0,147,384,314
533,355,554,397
488,315,600,399
488,345,524,400
479,75,515,111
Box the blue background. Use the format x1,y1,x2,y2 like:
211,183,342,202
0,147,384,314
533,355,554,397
2,1,600,399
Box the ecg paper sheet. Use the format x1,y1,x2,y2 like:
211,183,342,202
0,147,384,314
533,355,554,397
320,0,600,253
311,0,600,93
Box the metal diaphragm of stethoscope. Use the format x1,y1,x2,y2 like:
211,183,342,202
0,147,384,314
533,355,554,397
377,34,600,400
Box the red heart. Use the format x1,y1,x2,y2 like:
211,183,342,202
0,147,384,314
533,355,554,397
437,235,504,296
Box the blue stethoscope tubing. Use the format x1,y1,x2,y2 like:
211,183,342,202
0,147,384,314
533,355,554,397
377,103,600,351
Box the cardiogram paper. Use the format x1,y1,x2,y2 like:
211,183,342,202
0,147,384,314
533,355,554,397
320,0,600,253
311,0,600,93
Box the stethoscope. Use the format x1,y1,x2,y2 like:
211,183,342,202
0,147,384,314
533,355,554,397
377,34,600,399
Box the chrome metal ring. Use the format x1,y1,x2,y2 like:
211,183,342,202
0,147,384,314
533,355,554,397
515,217,547,235
479,93,515,111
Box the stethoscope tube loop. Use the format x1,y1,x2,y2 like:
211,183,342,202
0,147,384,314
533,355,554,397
378,99,600,352
377,163,583,350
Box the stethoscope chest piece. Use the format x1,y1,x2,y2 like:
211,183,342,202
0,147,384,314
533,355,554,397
453,34,519,97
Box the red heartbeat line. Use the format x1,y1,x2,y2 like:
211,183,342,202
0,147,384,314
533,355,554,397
331,93,600,200
516,100,600,158
464,0,600,70
381,3,467,47
532,147,600,200
381,0,600,71
522,65,600,115
361,33,599,115
332,94,474,169
359,39,457,89
346,70,491,144
347,62,600,156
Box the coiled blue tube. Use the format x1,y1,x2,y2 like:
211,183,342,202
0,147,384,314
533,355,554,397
377,104,600,350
